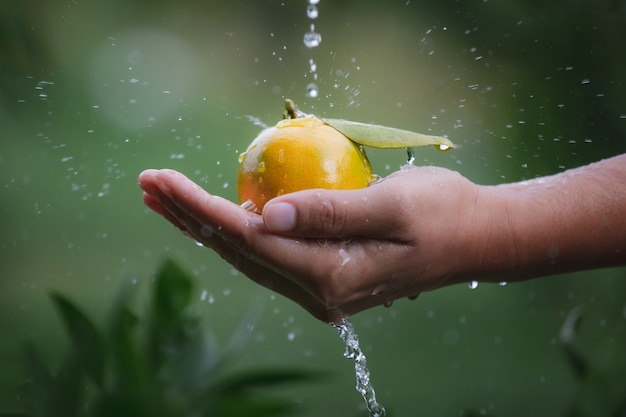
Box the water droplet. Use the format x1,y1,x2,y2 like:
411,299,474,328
240,199,257,212
338,247,351,266
371,284,386,296
200,224,214,238
499,281,508,286
468,280,479,290
306,82,319,98
308,0,319,4
306,4,318,19
303,28,322,48
435,144,451,152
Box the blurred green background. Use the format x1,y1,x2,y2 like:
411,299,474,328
1,0,625,416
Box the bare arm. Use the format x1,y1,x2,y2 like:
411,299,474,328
138,154,626,322
462,153,626,283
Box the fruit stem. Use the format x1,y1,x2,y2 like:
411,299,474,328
284,99,299,119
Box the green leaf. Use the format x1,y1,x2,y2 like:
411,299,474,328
50,292,105,387
91,392,166,417
21,345,83,417
153,259,192,320
106,288,145,392
146,260,195,373
216,369,319,394
323,118,455,150
162,328,218,398
212,397,296,417
20,344,51,417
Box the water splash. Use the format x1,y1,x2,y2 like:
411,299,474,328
333,316,386,417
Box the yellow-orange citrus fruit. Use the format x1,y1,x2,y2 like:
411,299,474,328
237,116,375,213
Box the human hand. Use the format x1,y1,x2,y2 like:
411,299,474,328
138,165,488,322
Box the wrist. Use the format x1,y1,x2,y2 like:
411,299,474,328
446,184,525,285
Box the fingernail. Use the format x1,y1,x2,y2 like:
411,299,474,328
263,202,296,232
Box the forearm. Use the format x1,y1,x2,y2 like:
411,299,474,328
459,154,626,283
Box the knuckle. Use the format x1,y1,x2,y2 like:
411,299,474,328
310,191,349,236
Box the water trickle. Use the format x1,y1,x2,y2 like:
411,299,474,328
333,316,386,417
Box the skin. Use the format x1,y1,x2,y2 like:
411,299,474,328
138,153,626,323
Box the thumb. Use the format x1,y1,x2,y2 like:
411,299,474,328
262,187,402,238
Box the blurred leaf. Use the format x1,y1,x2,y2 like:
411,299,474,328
153,259,192,320
161,327,218,399
560,307,626,417
323,118,455,150
5,258,320,417
50,292,105,387
212,396,296,417
106,287,145,392
20,344,51,417
209,368,314,417
146,260,195,373
559,306,588,378
216,369,319,395
21,345,82,417
90,392,166,417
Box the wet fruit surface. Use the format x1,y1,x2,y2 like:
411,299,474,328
237,116,374,213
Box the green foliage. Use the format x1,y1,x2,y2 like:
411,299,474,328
559,307,626,417
3,259,316,417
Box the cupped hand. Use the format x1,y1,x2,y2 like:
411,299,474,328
138,165,483,322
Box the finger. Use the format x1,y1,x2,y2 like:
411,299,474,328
141,170,344,321
262,185,407,240
149,169,265,240
142,192,188,233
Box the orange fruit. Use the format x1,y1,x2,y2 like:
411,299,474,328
237,116,375,213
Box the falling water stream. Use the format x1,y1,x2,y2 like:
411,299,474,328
333,316,387,417
301,2,385,415
304,0,321,98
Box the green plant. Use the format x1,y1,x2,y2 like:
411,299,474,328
3,259,317,417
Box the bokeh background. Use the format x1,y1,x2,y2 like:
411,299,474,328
1,0,625,416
